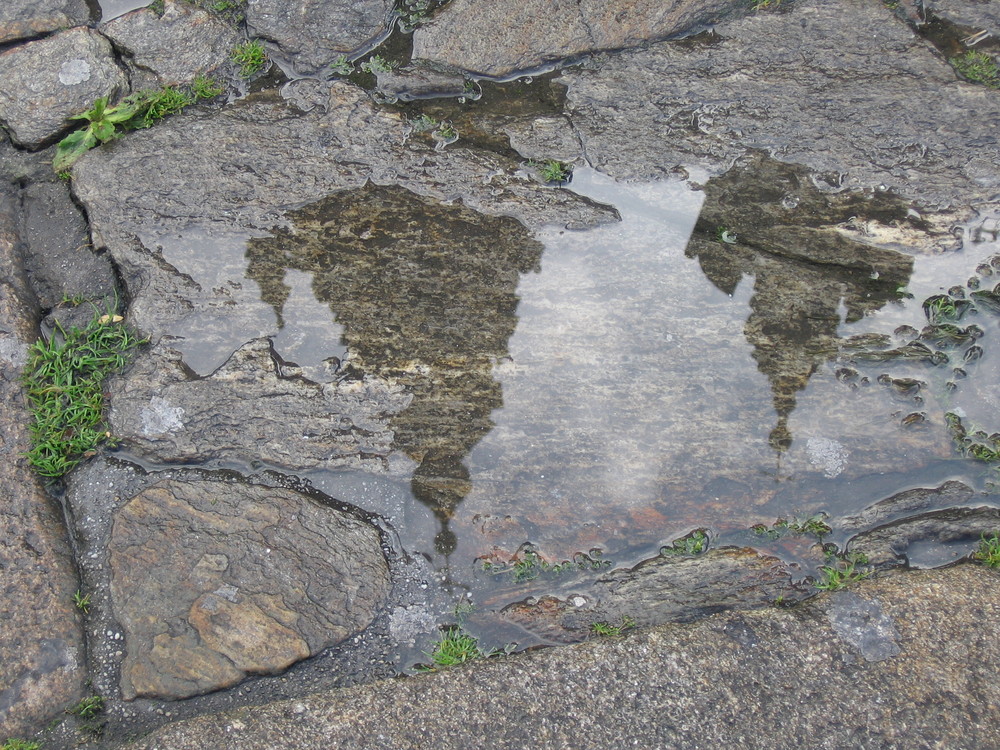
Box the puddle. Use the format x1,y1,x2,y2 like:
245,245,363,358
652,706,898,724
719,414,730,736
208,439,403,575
95,0,150,21
125,163,1000,663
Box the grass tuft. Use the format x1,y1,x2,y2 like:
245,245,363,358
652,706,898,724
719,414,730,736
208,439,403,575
952,51,1000,89
972,532,1000,567
231,40,268,78
22,310,144,478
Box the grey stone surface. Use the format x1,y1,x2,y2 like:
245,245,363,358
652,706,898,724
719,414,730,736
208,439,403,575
100,0,240,88
561,0,1000,210
245,0,394,75
109,478,391,700
502,547,821,643
930,0,1000,34
18,180,117,310
125,565,1000,749
0,27,128,149
0,0,91,45
412,0,744,78
109,338,410,472
0,186,86,737
840,480,976,532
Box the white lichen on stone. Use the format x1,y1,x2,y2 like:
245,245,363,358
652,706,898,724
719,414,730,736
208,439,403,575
806,437,849,478
139,396,185,436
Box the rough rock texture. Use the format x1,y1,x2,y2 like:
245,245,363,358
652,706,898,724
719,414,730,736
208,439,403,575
109,339,410,472
127,566,1000,749
840,480,976,531
502,547,821,643
0,187,86,736
930,0,1000,34
561,0,1000,209
0,27,129,149
100,0,240,88
0,0,91,45
109,479,391,700
850,506,1000,567
17,180,117,309
245,0,394,74
412,0,744,77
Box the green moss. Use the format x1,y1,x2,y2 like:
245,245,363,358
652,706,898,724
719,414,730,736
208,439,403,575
952,51,1000,89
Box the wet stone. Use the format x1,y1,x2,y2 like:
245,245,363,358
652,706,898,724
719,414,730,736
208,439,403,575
374,64,469,101
0,187,86,736
412,0,745,78
0,0,91,45
826,591,901,663
17,180,117,310
245,0,395,75
930,0,1000,36
0,27,128,149
839,480,976,532
561,0,1000,210
501,547,819,643
100,0,240,88
108,478,391,700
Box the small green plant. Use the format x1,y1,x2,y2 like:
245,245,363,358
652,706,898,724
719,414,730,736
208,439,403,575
972,533,1000,567
134,86,192,129
360,55,396,74
423,626,485,668
590,615,636,637
750,0,782,9
66,695,103,720
410,114,438,133
73,590,92,614
660,529,708,556
329,55,353,76
209,0,242,10
1,740,41,750
753,513,831,540
190,74,224,99
952,51,1000,89
231,39,267,78
148,0,165,14
530,158,572,184
482,545,611,582
22,310,144,478
814,551,873,591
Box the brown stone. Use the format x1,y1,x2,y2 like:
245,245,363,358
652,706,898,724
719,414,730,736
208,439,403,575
0,186,86,737
109,479,391,700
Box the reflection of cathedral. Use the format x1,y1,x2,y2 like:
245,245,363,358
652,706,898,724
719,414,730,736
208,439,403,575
246,184,544,552
686,155,914,453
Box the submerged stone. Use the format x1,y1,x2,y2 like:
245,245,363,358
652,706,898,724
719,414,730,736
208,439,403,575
109,478,391,700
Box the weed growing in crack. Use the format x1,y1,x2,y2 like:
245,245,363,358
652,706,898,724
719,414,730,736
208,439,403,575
813,551,873,591
972,532,1000,568
952,51,1000,89
590,615,636,637
73,590,92,613
231,39,268,78
22,309,145,478
529,158,572,184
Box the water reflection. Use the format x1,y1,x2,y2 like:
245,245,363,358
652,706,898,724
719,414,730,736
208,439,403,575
245,183,544,553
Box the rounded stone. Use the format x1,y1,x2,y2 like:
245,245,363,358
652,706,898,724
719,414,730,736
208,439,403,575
109,479,391,700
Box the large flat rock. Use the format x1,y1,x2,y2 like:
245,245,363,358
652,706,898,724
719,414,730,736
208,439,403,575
412,0,744,78
0,27,128,149
561,0,1000,210
0,187,86,737
109,478,391,700
126,565,1000,749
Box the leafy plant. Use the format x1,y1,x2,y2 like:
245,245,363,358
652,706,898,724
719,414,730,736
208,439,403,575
53,81,223,172
814,551,872,591
530,159,572,184
22,310,144,478
329,55,353,76
231,39,267,78
752,513,831,540
972,533,1000,567
360,55,396,74
590,615,636,637
73,590,92,613
410,114,438,133
952,51,1000,89
66,695,103,720
660,529,709,556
